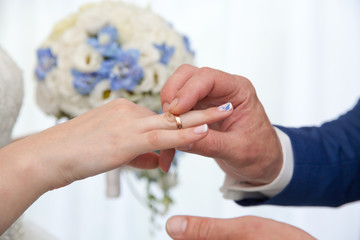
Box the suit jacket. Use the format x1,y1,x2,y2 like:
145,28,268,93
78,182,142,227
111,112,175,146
237,100,360,207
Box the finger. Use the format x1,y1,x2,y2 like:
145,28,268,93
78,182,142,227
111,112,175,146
159,148,176,173
139,124,209,153
161,64,199,111
176,129,234,160
157,103,233,173
127,152,159,169
166,216,236,240
167,215,317,240
168,67,244,114
139,103,233,132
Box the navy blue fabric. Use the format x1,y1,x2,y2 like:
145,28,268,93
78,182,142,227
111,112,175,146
236,100,360,207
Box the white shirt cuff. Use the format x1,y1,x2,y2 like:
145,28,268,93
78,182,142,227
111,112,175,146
219,127,294,200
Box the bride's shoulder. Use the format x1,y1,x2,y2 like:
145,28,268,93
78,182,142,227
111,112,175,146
0,46,22,82
0,46,23,103
0,46,23,147
0,46,23,87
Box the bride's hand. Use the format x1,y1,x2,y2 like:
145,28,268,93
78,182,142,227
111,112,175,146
0,98,233,233
2,98,233,191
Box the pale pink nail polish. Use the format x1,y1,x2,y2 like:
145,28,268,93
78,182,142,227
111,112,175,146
193,124,208,133
217,102,233,111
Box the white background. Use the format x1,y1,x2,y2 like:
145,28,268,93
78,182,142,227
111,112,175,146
1,0,360,239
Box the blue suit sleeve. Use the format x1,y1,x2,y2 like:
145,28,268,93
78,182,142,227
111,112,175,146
236,100,360,207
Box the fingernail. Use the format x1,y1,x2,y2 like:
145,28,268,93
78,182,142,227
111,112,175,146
160,163,171,173
168,98,179,111
217,102,233,111
163,102,170,112
162,165,171,173
193,124,208,134
176,143,194,151
167,216,188,237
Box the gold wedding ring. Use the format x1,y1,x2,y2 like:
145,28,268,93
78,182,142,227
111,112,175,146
174,114,182,129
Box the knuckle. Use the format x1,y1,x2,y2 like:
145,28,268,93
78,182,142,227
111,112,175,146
197,66,215,77
146,132,159,147
245,80,256,96
177,63,192,72
237,76,257,101
177,129,190,143
195,218,214,240
110,98,130,110
162,112,177,127
240,216,263,234
198,136,223,157
113,98,128,104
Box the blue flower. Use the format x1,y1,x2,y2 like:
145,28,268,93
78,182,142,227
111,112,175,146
72,69,103,95
153,43,175,65
97,59,117,77
183,35,195,56
109,49,144,91
87,25,120,58
35,48,57,80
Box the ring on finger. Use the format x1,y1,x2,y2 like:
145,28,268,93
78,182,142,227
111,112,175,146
174,114,182,129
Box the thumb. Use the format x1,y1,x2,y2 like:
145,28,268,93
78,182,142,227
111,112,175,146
177,129,232,160
166,215,233,240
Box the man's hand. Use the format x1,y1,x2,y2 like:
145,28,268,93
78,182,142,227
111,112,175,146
161,64,282,185
166,215,316,240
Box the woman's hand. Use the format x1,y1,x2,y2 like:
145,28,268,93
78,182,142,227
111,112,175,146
33,98,233,189
0,98,233,233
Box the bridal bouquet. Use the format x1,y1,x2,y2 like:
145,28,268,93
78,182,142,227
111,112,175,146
35,1,194,223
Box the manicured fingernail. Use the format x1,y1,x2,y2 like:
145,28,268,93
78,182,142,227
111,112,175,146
169,98,179,110
194,124,208,133
217,102,233,111
163,102,170,112
176,143,194,151
167,216,187,237
163,164,171,173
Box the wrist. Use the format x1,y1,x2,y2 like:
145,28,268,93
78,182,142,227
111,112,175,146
220,127,294,200
247,127,283,186
0,140,51,193
0,140,51,232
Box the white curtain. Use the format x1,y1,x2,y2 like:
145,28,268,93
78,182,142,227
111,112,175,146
1,0,360,239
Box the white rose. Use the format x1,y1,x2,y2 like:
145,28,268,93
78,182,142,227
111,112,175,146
73,44,102,73
117,89,143,102
89,80,121,108
134,67,155,93
45,69,74,98
137,95,161,112
134,63,167,94
50,43,76,70
76,7,108,34
59,96,90,117
123,42,160,67
150,63,168,93
61,26,87,46
36,80,60,116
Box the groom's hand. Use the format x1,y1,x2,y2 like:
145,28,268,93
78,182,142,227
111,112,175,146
166,215,316,240
161,64,282,185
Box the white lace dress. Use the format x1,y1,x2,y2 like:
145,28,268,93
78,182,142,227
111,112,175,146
0,46,57,240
